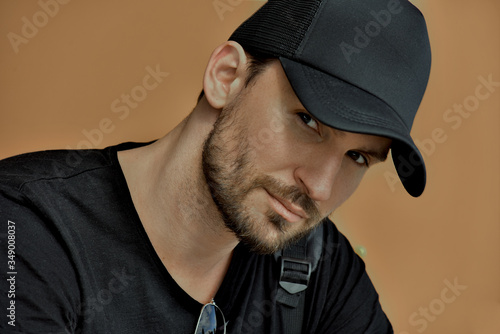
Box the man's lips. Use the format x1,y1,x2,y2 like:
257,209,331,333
265,190,308,223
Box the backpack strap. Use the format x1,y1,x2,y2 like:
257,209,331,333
274,222,324,333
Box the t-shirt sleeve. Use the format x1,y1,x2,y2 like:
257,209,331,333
311,224,393,333
0,186,81,333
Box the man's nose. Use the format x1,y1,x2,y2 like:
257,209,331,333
293,152,342,203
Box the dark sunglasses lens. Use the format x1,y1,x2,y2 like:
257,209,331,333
195,304,225,334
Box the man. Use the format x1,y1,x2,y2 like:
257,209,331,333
0,0,431,333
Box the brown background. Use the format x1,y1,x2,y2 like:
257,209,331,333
0,0,498,333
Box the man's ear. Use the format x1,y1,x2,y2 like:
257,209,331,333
203,41,248,110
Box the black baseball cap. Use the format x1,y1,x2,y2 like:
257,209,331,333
229,0,432,197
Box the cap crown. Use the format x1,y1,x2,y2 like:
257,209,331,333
230,0,432,131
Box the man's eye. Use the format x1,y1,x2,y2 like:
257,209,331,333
347,151,368,167
298,112,319,132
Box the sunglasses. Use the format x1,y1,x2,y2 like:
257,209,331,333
194,299,226,334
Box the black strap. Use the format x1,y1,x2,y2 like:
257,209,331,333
275,223,324,333
280,291,307,334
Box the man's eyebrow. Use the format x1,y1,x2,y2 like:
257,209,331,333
359,147,390,162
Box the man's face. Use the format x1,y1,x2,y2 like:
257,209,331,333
202,60,391,254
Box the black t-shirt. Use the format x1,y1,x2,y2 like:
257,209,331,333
0,142,393,333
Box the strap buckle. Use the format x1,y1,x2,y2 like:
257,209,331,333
279,257,312,294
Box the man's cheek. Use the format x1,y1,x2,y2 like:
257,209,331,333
332,169,365,206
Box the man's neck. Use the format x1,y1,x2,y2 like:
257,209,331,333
117,100,239,304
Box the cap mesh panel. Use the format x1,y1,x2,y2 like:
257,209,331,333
229,0,322,58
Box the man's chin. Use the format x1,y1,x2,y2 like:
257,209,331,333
239,236,287,255
237,223,314,255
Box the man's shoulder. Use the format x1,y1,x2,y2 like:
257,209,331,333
0,142,148,191
0,148,110,190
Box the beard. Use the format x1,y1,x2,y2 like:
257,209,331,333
201,95,322,255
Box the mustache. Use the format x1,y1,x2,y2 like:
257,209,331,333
248,175,321,222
